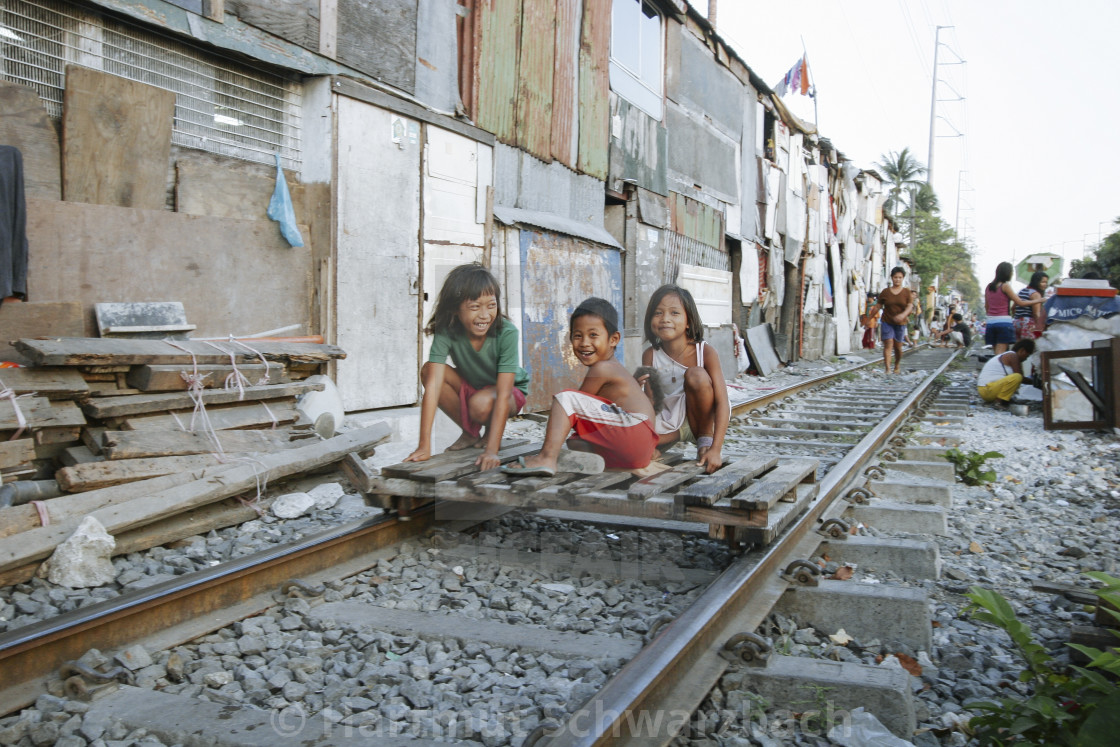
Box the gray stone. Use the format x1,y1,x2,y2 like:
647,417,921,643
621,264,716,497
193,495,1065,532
308,482,346,510
114,644,153,671
270,492,315,519
46,516,117,588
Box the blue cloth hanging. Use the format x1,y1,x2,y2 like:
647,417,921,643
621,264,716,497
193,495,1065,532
267,153,303,248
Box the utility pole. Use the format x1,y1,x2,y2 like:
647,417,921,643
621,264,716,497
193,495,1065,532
927,25,956,186
954,170,973,236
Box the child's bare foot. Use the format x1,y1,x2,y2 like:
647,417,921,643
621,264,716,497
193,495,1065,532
447,432,482,451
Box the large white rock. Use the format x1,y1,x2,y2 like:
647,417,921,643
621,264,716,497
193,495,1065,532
308,482,346,510
271,492,315,519
46,516,116,588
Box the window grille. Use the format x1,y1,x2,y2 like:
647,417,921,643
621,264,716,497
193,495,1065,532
0,0,301,170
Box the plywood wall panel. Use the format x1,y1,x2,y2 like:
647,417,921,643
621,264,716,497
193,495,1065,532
61,66,174,210
0,82,61,201
227,0,320,52
25,199,312,339
174,152,305,223
336,0,417,93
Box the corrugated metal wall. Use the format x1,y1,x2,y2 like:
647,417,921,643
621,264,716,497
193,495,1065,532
516,0,556,158
668,192,724,248
550,0,580,168
473,0,608,179
475,0,521,142
577,0,610,179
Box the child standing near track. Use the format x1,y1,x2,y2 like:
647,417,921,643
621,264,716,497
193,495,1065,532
639,284,730,474
405,263,529,472
501,298,657,475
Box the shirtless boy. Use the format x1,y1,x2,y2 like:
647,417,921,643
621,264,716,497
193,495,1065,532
502,298,657,474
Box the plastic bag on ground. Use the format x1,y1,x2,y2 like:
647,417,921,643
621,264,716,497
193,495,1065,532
827,707,914,747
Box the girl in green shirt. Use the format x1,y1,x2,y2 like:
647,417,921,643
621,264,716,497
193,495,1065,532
404,264,529,471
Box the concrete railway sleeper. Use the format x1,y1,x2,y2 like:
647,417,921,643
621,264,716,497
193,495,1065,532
0,348,966,746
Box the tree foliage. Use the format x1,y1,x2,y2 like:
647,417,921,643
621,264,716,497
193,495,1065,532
876,147,927,220
1070,217,1120,289
909,203,981,311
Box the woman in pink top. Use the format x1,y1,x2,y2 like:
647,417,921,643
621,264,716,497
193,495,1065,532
984,262,1043,354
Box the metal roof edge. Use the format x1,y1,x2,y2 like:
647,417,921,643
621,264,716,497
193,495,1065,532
492,206,623,250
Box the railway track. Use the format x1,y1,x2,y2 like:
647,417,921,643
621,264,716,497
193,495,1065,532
0,347,962,745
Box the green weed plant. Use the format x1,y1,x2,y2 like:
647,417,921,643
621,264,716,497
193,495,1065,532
964,573,1120,745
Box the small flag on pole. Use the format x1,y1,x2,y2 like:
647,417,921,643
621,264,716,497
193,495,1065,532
773,55,814,98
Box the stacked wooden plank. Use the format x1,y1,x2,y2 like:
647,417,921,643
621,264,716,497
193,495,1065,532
357,445,820,549
1,338,349,494
0,337,395,587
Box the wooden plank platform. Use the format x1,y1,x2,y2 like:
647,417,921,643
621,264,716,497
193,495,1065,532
14,338,346,367
370,445,819,549
81,382,323,418
0,367,89,399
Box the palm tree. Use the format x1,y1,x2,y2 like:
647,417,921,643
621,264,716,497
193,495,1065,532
912,182,939,214
876,148,927,220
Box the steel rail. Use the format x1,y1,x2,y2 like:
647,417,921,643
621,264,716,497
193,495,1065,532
0,346,942,720
730,344,931,416
0,508,436,715
543,349,958,746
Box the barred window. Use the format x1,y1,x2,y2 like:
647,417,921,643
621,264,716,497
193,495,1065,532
0,0,301,170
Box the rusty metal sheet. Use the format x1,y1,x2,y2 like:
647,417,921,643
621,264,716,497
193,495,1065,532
669,191,724,248
550,0,580,168
608,94,668,195
518,229,623,412
515,0,556,160
577,0,610,180
476,0,522,142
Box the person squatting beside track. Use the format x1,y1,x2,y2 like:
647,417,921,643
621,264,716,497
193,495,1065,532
501,298,658,475
977,339,1035,404
639,284,731,474
405,263,530,472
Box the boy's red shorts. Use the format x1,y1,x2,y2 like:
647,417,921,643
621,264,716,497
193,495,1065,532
553,390,658,470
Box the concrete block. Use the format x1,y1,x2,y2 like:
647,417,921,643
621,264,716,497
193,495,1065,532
775,580,932,652
898,445,948,462
870,478,952,507
85,685,434,745
920,415,965,426
846,501,948,536
819,536,941,579
724,655,916,739
926,408,969,417
910,433,961,447
888,460,956,482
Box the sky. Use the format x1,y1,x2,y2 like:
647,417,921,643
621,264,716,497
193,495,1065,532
693,0,1120,288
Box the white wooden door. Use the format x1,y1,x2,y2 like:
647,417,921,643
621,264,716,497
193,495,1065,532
335,97,421,410
420,128,489,364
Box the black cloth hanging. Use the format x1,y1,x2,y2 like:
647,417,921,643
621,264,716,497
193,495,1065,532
0,146,28,300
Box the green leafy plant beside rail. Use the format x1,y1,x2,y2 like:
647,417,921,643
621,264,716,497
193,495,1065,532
964,573,1120,746
945,448,1003,485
